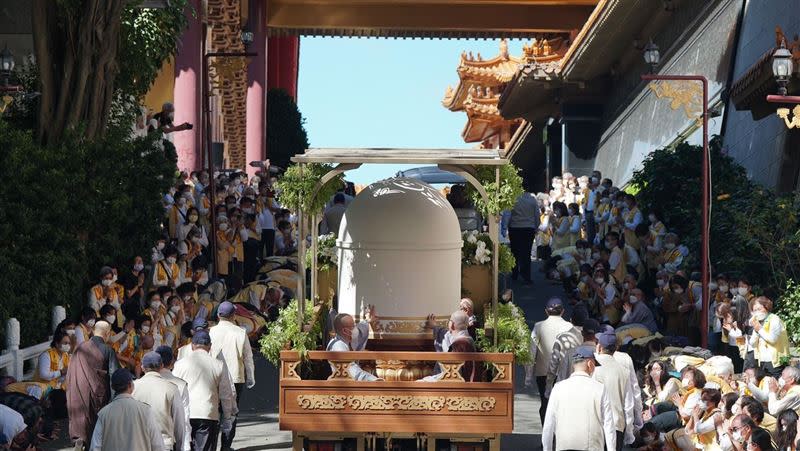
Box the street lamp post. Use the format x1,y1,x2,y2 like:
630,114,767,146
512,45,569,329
767,39,799,128
641,43,711,349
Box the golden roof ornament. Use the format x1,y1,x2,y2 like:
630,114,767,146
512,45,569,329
499,39,509,60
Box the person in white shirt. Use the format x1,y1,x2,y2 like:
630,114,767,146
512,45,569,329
593,332,636,448
526,297,576,422
542,347,616,451
154,346,191,451
133,352,186,451
326,307,380,381
90,369,165,451
209,302,255,450
766,365,800,416
173,331,237,451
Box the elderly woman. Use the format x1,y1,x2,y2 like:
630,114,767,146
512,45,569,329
749,296,789,378
643,360,681,410
34,330,71,392
649,366,707,433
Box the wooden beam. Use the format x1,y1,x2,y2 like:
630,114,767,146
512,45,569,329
267,1,597,36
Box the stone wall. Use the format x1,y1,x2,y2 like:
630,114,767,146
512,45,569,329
722,0,800,191
591,0,740,185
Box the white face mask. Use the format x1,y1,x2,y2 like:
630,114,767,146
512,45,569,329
779,378,787,388
166,256,177,265
629,296,638,304
696,401,708,411
150,301,161,310
87,319,96,328
141,325,151,333
752,311,767,321
170,306,181,314
682,377,692,388
730,287,738,295
731,430,742,442
656,280,666,287
709,282,718,291
134,263,144,272
595,277,605,285
664,243,676,250
219,223,229,231
157,242,165,251
581,275,590,283
60,344,71,353
719,284,729,293
101,279,112,287
104,315,115,324
66,329,76,336
738,287,749,296
191,237,200,243
673,288,684,295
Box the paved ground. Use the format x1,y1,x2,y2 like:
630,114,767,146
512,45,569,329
45,262,563,451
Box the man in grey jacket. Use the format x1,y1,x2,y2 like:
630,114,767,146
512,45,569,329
507,188,540,284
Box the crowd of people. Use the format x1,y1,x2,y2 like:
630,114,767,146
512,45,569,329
0,162,303,450
516,171,796,450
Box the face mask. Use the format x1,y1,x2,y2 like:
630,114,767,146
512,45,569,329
111,274,118,283
656,280,666,287
629,296,638,304
623,282,630,290
731,404,741,415
168,112,175,121
243,207,254,214
779,378,787,388
581,275,590,283
648,214,656,223
719,284,729,293
191,237,200,243
141,325,151,333
664,243,676,250
673,288,684,294
696,401,707,411
101,279,112,287
134,263,144,272
752,311,767,321
104,315,115,324
219,223,229,231
166,256,177,265
66,329,76,336
170,306,181,314
738,287,749,296
605,241,613,248
150,301,161,310
87,319,96,328
709,282,718,291
189,214,198,222
730,287,738,295
157,242,165,250
682,377,692,387
731,431,742,442
595,277,605,285
60,344,71,353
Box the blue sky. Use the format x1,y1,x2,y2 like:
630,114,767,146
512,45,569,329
297,37,525,185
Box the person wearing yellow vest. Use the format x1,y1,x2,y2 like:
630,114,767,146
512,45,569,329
683,388,724,451
594,194,612,239
737,277,756,304
660,233,685,274
550,202,571,251
88,266,120,315
766,366,800,417
749,297,789,378
648,366,706,432
153,245,180,288
168,189,193,240
115,317,139,370
621,194,642,251
35,330,72,391
567,203,582,246
75,307,97,347
590,268,621,325
606,232,627,284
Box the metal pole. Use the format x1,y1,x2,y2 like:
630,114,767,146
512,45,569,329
641,74,710,348
492,166,500,347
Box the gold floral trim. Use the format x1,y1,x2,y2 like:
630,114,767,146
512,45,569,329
295,395,496,412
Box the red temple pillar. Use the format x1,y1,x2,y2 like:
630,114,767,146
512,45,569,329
267,36,300,99
173,0,203,172
245,0,267,176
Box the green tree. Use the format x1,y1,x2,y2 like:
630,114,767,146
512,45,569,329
267,88,310,170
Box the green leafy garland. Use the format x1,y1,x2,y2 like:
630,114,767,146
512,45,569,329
460,230,515,273
476,302,532,364
259,299,329,365
304,233,338,272
275,163,344,216
467,163,524,218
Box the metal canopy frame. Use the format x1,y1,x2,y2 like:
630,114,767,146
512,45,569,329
291,148,507,345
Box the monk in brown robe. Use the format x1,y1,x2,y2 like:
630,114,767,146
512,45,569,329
65,320,119,449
